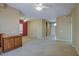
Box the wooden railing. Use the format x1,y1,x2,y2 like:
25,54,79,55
0,34,3,53
0,34,22,52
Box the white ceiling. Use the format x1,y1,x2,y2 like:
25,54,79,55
7,3,75,21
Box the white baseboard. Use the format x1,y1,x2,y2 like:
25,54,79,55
56,39,72,44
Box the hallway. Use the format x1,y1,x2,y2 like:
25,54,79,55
0,3,78,56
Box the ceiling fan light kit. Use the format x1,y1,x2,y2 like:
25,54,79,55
35,6,43,11
34,3,49,11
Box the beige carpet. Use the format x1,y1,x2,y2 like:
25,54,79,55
1,38,78,56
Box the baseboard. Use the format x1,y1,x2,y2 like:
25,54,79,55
56,39,72,44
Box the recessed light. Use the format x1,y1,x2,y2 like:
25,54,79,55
24,20,27,22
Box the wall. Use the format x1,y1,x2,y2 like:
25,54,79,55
42,20,51,38
28,19,43,39
0,5,22,35
56,16,72,43
72,4,79,55
27,19,51,39
42,20,47,37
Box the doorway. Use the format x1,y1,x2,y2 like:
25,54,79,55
50,22,56,40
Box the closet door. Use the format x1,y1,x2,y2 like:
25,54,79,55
56,16,72,42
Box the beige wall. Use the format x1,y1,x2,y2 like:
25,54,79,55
72,4,79,55
0,5,22,35
56,16,72,42
28,19,43,39
42,20,51,37
42,20,47,37
27,19,51,39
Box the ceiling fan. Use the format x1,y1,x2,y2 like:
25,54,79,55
32,3,49,11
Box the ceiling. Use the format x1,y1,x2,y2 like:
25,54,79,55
7,3,75,21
